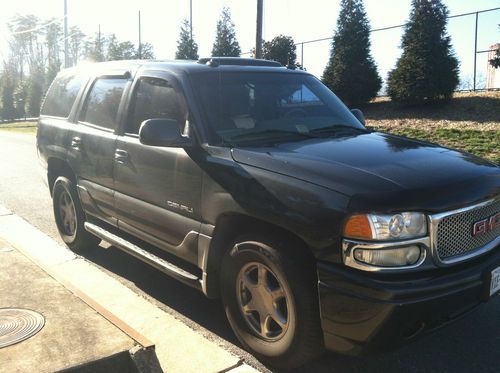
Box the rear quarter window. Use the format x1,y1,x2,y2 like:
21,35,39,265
41,72,87,118
79,78,128,130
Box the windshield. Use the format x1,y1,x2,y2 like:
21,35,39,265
190,71,364,145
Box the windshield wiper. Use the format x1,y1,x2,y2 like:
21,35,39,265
227,129,319,142
310,124,368,134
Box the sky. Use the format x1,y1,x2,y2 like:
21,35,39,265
0,0,499,86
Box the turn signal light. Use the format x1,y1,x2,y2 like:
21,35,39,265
344,214,373,240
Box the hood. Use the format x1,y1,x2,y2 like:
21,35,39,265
231,132,499,212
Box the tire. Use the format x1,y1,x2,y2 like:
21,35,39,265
220,233,324,369
52,176,100,252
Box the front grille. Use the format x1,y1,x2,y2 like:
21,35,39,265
436,199,500,260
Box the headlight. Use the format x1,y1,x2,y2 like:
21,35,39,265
344,212,427,241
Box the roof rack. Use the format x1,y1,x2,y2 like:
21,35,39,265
197,57,282,67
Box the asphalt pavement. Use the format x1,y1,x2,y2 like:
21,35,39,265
1,130,499,372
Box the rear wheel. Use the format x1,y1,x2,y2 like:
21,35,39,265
220,233,324,369
52,176,100,252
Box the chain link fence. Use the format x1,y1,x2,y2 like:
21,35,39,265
290,7,500,95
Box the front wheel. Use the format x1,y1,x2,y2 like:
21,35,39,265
220,234,324,369
52,176,100,252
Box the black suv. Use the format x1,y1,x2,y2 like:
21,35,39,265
37,58,500,368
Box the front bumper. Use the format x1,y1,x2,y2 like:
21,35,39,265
317,245,500,355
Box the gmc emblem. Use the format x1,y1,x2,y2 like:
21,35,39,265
472,212,500,236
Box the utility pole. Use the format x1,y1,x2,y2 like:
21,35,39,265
64,0,69,67
138,11,142,59
190,0,193,41
255,0,263,59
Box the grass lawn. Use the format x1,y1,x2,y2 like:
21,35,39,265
364,91,500,165
369,126,499,165
0,121,37,135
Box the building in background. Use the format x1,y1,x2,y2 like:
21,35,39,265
486,43,500,89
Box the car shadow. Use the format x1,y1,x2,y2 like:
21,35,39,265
82,244,500,373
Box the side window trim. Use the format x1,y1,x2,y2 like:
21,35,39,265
77,76,131,133
121,71,187,137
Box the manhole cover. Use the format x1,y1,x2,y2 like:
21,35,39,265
0,308,45,348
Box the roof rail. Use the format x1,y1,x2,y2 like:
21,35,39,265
197,57,282,67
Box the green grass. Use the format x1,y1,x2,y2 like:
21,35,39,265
371,127,500,165
0,121,37,134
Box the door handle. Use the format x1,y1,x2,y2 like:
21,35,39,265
70,136,81,150
114,149,129,163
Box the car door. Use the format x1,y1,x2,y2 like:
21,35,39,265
113,71,203,264
67,73,130,225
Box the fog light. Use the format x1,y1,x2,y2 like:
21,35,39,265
353,245,421,267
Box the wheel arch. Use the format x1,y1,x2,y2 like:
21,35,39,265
203,212,316,298
47,157,77,196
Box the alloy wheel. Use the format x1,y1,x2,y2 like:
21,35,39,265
236,262,291,340
58,189,77,236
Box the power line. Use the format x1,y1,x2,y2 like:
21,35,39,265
294,6,500,46
7,15,67,36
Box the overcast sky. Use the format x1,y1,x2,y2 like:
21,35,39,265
0,0,499,84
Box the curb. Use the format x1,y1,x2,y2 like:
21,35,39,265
0,207,256,372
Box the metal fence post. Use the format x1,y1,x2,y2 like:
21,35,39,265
473,11,478,91
301,43,304,68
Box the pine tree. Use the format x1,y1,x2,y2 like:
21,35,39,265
0,66,17,120
212,8,241,57
85,32,105,62
68,26,86,66
322,0,381,106
263,35,297,66
387,0,459,105
13,81,27,119
175,20,199,60
139,43,155,59
25,66,44,117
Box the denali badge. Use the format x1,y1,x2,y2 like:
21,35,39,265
472,212,500,236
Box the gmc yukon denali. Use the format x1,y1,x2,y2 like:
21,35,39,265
37,58,500,368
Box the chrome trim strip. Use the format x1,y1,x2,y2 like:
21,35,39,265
428,198,500,266
342,237,430,272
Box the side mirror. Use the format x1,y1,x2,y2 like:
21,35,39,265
139,118,191,148
350,109,366,126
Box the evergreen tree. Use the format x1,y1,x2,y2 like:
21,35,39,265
490,48,500,69
0,64,17,120
263,35,297,66
13,81,27,119
175,20,199,60
25,66,44,117
322,0,381,106
45,21,62,86
68,26,86,66
139,43,155,59
387,0,459,105
106,34,122,61
85,32,105,62
212,8,241,57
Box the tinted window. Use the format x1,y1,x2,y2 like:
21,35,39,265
80,78,127,129
41,72,87,117
127,77,186,134
191,72,363,145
